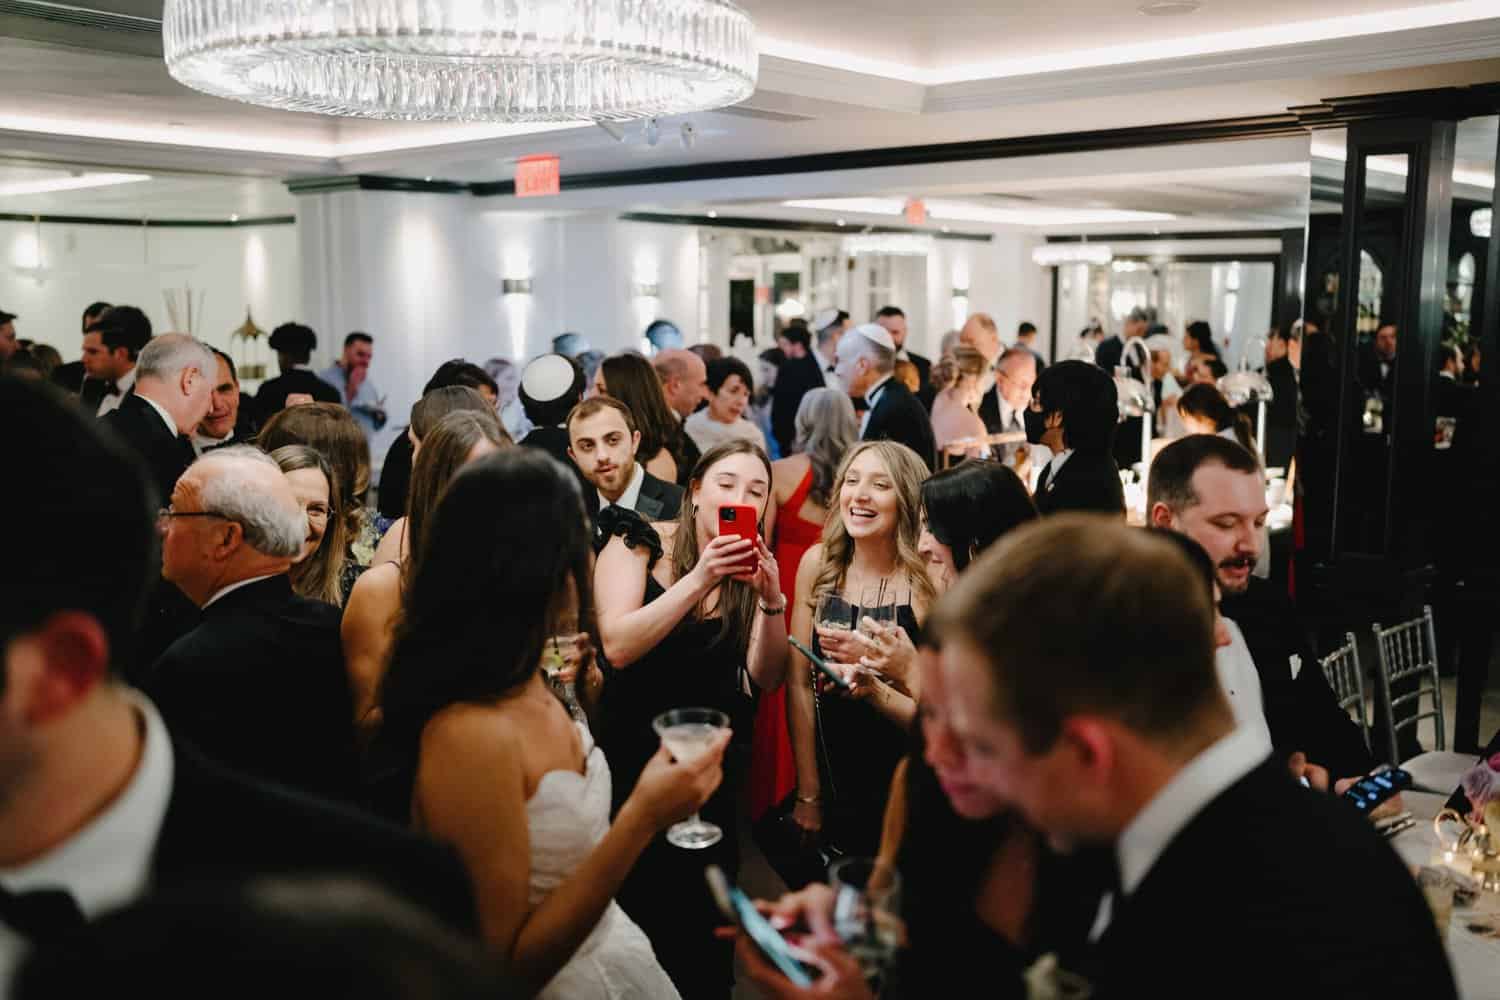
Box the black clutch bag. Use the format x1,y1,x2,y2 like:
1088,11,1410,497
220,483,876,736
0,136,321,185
750,791,845,891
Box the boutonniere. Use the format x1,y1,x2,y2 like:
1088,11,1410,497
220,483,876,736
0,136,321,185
1024,953,1093,1000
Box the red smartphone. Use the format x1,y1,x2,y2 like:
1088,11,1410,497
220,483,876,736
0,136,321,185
717,504,760,575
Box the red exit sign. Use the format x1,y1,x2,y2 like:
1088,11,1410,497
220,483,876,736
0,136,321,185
516,155,560,198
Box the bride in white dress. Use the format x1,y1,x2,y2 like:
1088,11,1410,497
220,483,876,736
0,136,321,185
373,449,731,998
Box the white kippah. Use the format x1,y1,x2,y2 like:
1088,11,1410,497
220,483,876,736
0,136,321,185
521,354,576,401
812,308,841,332
1145,333,1176,354
849,322,895,352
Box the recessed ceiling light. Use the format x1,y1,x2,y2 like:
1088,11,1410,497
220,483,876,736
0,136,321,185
836,218,846,227
1139,1,1201,15
230,213,239,222
424,175,433,182
707,210,718,218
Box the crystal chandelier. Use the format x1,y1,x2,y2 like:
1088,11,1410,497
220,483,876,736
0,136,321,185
162,0,759,122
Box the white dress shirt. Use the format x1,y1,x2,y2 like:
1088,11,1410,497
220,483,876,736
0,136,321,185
1090,722,1271,939
598,462,646,514
0,693,175,983
202,573,279,610
1040,448,1073,491
94,366,137,418
1217,619,1272,749
859,375,895,436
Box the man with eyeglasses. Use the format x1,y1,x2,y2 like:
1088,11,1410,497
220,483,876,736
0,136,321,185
148,446,356,801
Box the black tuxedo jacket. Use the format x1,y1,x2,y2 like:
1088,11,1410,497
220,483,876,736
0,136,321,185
584,468,685,549
1034,450,1124,517
1221,578,1376,780
255,369,341,424
377,425,415,518
1263,356,1299,470
146,575,357,802
862,378,936,471
100,392,195,506
770,353,826,456
1094,335,1124,373
1091,762,1453,998
672,423,701,487
153,739,477,937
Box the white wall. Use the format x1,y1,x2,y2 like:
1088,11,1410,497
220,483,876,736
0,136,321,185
0,219,300,381
925,233,1050,360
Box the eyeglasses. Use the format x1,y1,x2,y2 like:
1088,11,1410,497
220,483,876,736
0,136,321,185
157,507,231,526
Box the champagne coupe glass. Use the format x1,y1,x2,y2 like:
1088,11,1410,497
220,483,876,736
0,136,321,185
829,857,904,987
858,582,897,652
651,707,731,849
540,633,583,718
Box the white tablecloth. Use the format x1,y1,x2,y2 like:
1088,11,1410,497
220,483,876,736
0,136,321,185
1392,792,1500,999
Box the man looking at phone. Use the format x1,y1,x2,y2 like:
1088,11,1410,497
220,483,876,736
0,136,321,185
567,396,683,536
1147,436,1380,796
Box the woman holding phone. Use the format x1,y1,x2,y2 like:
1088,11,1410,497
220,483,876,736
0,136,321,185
594,439,789,999
787,440,936,859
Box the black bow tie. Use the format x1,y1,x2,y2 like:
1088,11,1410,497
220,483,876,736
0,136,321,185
0,884,86,943
102,381,120,397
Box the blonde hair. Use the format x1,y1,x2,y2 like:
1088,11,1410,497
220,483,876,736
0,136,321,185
809,440,936,613
931,345,987,393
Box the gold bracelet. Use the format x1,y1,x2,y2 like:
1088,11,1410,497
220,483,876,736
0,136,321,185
796,793,820,805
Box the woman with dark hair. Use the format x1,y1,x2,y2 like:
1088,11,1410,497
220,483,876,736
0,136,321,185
373,386,505,565
593,353,681,483
373,449,726,999
1176,382,1257,454
271,444,348,607
685,357,766,454
258,401,380,599
594,439,788,999
917,461,1037,590
1184,319,1221,360
344,410,507,734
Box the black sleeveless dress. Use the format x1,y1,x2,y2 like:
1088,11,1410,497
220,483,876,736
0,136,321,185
595,507,755,1000
812,603,921,858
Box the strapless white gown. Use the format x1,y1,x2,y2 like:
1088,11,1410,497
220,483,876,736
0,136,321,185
530,722,681,1000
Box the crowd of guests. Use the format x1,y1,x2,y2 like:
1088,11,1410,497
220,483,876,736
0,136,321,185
0,294,1482,1000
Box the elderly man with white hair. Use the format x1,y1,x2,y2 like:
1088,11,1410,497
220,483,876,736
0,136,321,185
100,332,216,504
147,446,356,800
836,322,936,470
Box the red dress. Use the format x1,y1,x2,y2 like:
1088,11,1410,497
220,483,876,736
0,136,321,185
750,465,825,819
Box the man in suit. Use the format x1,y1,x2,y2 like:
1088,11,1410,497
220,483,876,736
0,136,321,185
769,324,826,456
83,305,153,418
934,517,1454,998
49,300,112,405
1028,360,1124,516
101,333,215,506
255,322,341,424
0,378,475,987
836,323,935,470
809,309,846,388
1148,435,1379,786
1095,306,1151,374
875,306,932,409
517,353,593,496
1015,320,1047,374
568,396,683,539
149,446,356,801
1261,326,1300,471
653,348,708,484
191,349,253,455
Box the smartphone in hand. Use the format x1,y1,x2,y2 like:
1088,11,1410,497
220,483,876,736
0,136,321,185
705,865,820,987
789,635,853,692
717,504,760,574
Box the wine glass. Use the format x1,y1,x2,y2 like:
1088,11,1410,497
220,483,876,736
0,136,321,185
858,582,897,650
541,633,583,718
651,707,730,850
829,857,904,987
816,592,856,632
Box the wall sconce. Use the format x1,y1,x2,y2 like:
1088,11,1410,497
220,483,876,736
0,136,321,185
631,282,661,298
502,278,533,295
951,286,970,298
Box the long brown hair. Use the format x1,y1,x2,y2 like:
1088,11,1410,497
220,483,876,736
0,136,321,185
809,440,937,613
258,402,371,544
270,444,349,607
404,409,508,593
601,353,681,464
671,439,773,659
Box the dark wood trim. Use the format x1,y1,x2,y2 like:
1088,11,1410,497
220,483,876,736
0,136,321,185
1048,267,1059,362
616,211,992,241
1047,229,1285,243
0,212,295,228
285,175,467,196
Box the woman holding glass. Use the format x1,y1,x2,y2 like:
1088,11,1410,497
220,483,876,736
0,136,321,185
373,449,729,999
788,440,936,859
594,439,789,1000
